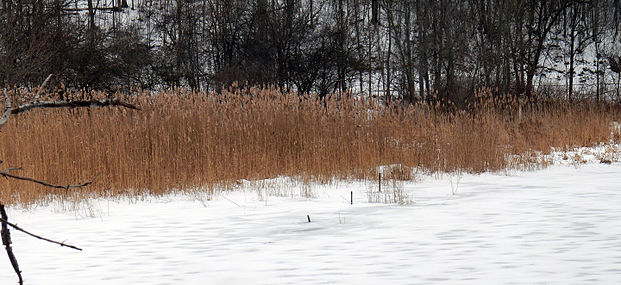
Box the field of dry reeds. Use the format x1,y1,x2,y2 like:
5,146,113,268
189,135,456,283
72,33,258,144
0,86,619,206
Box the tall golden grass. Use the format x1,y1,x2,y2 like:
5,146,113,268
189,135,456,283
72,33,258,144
0,86,619,205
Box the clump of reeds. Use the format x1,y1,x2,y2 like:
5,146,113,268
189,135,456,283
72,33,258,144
0,86,619,206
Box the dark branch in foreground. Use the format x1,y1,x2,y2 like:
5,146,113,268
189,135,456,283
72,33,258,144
0,168,97,190
1,205,23,285
0,216,82,251
1,88,140,132
12,99,141,115
0,77,140,284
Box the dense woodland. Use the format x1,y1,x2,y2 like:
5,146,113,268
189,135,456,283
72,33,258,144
1,0,621,103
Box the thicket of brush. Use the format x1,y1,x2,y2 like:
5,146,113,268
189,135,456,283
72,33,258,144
0,86,619,206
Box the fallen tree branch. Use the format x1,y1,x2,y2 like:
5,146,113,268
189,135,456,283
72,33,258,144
1,205,23,285
1,88,140,132
0,216,82,251
0,168,97,190
12,98,141,114
62,6,126,12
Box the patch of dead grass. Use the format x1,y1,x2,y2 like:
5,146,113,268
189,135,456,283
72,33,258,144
1,87,619,206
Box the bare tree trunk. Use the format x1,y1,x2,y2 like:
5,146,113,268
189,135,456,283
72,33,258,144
386,21,392,101
372,0,378,25
569,27,575,102
613,69,621,102
88,0,95,32
404,2,414,103
416,0,427,101
593,5,602,102
354,0,363,95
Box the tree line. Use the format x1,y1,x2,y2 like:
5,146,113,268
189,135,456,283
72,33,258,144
1,0,620,103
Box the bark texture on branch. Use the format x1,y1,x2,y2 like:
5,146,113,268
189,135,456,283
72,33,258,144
1,88,140,132
12,99,140,115
1,205,23,285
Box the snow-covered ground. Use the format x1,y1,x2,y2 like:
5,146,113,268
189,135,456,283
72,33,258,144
1,151,621,284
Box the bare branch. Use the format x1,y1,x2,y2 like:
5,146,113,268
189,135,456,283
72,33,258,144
33,74,53,103
0,168,23,178
2,82,139,132
0,168,97,190
0,216,82,251
12,98,141,115
0,89,12,131
62,6,125,12
1,205,23,285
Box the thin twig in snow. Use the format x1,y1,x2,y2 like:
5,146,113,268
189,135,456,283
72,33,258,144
0,217,82,251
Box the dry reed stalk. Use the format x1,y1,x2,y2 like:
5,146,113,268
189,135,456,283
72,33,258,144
0,87,618,206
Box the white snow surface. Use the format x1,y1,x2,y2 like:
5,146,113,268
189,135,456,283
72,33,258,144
1,161,621,284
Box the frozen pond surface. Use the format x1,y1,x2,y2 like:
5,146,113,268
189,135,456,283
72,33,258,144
1,163,620,284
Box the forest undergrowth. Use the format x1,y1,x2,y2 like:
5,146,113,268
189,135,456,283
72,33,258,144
1,86,620,206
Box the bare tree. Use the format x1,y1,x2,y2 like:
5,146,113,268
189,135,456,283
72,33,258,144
507,0,570,98
564,1,592,101
2,0,621,101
